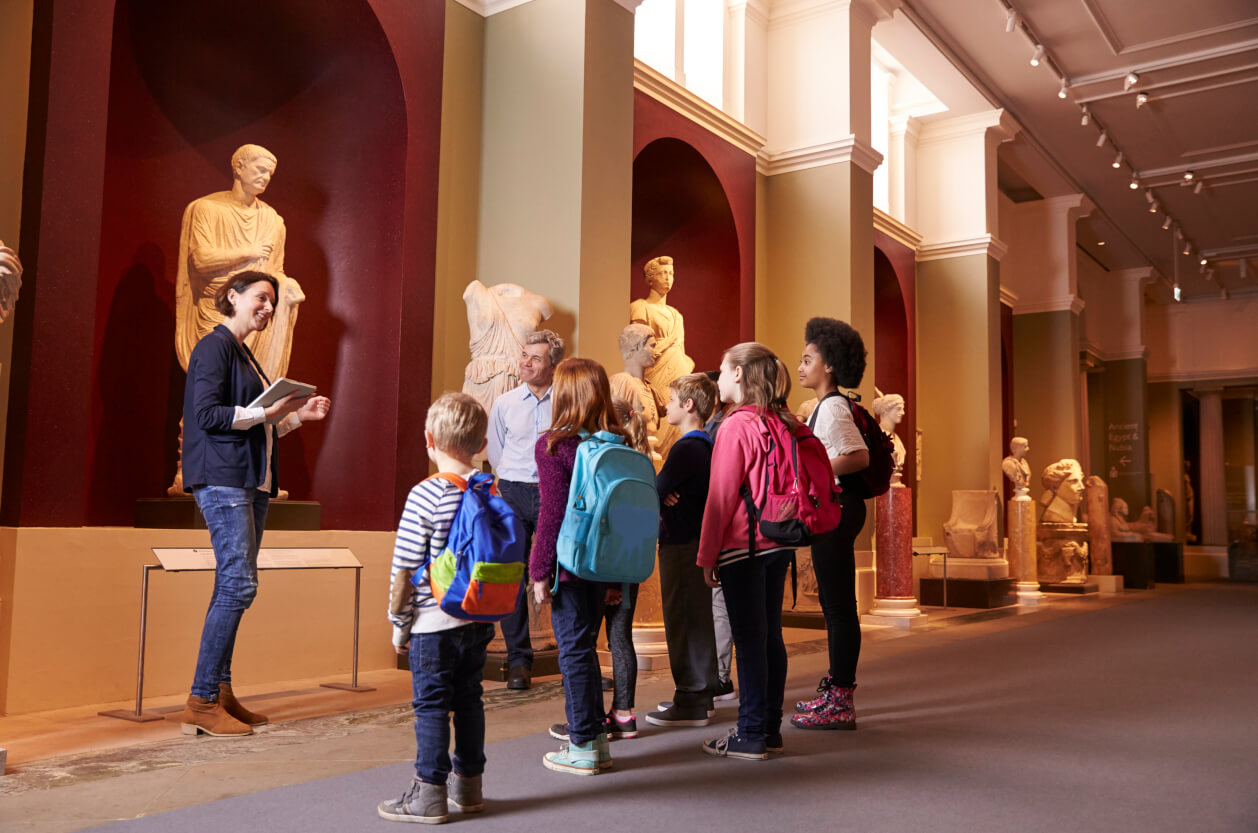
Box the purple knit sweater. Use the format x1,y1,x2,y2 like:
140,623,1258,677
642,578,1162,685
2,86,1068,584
530,433,579,583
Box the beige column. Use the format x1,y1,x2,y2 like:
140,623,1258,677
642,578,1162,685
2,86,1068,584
477,0,635,371
1197,388,1227,546
886,114,919,228
914,110,1018,542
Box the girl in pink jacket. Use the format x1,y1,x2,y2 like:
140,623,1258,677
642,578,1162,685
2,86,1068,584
697,342,797,761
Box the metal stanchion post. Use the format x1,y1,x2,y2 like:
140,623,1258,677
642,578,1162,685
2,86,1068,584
100,565,165,722
322,566,375,692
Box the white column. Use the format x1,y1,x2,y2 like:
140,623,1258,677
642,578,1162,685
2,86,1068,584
887,113,919,227
1002,194,1094,314
724,0,768,135
1198,388,1227,546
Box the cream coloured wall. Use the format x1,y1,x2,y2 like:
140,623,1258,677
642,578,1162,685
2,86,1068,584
1012,309,1083,470
431,2,486,401
0,528,398,715
1146,294,1258,384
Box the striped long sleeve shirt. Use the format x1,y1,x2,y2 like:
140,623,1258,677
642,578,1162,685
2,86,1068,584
388,475,471,644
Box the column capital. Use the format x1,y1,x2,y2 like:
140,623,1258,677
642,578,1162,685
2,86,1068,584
758,134,883,176
888,113,921,141
917,234,1009,263
918,108,1020,146
1113,266,1157,286
769,0,899,30
729,0,772,27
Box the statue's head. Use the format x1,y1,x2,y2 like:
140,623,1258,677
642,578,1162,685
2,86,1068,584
1010,437,1029,458
1111,497,1129,518
643,256,674,295
231,144,278,199
618,323,656,366
871,393,905,427
1042,459,1085,506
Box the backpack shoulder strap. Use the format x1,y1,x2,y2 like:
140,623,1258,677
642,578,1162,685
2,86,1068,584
807,391,842,431
424,472,469,491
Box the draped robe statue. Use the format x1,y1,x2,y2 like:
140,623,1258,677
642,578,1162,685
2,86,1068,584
630,256,693,457
461,280,553,417
169,145,304,495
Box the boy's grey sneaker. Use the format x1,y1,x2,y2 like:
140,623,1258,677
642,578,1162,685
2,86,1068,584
378,777,449,824
548,722,570,741
645,703,711,727
701,728,767,761
447,772,483,813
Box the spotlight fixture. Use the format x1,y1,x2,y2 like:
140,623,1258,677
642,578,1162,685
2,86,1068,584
1081,106,1090,126
1030,45,1044,67
1200,257,1208,267
1006,7,1019,33
1161,216,1172,230
1112,151,1124,168
1129,175,1139,190
1149,200,1159,214
1058,80,1069,99
1136,92,1149,108
1194,181,1204,195
1184,170,1194,181
1096,129,1108,148
1182,242,1192,256
1097,241,1106,246
1124,71,1140,90
1173,283,1182,302
1144,190,1155,204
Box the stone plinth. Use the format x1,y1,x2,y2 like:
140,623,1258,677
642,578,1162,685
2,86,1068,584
632,553,668,668
1111,541,1156,589
1084,476,1113,575
865,485,925,627
1037,522,1090,584
928,555,1009,580
1008,494,1042,603
1153,541,1185,583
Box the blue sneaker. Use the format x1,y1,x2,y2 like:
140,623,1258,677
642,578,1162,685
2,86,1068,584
701,728,767,761
543,737,601,775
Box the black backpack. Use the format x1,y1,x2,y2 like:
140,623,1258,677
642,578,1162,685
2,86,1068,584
808,392,895,500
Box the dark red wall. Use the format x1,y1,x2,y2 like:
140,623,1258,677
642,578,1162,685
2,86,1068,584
631,91,756,372
5,0,445,530
873,232,917,526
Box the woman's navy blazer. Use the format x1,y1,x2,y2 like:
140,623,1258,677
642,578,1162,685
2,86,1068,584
181,324,280,495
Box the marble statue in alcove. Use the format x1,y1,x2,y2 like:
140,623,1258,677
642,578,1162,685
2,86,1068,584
169,144,305,495
630,255,693,458
871,391,907,483
0,240,21,324
461,280,553,418
609,323,663,464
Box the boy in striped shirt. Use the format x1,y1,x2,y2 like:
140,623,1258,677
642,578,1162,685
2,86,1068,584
378,392,494,825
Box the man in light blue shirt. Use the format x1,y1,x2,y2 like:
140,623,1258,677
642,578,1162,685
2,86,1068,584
487,329,565,689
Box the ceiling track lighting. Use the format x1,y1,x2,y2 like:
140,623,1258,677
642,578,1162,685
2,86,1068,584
1006,7,1019,33
1194,181,1204,195
1096,129,1108,148
1058,79,1069,99
1080,105,1090,126
1206,268,1215,282
1200,257,1208,267
1129,175,1139,190
1183,242,1192,256
1149,200,1159,214
1112,151,1124,168
1184,170,1194,181
1136,92,1149,109
1161,216,1172,230
1173,283,1182,302
1030,45,1044,67
1124,71,1140,90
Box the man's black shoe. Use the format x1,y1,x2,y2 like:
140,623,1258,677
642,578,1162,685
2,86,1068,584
507,665,531,691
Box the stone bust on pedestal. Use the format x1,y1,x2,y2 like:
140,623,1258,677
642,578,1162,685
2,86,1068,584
1039,459,1086,524
1002,437,1032,496
0,239,22,323
1036,459,1090,583
871,392,906,484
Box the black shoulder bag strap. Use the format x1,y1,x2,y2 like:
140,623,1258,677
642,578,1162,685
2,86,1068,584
807,391,842,431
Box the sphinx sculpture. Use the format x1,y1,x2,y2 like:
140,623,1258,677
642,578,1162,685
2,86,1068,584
169,145,304,495
1036,459,1090,583
1110,498,1173,543
630,256,693,457
0,239,21,323
462,280,553,417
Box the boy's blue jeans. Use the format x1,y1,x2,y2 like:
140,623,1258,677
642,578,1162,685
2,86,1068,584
409,623,495,784
190,486,269,700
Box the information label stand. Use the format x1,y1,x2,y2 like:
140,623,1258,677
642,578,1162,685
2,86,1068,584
100,548,372,723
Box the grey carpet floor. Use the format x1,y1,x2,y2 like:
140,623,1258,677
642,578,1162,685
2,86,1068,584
89,584,1258,833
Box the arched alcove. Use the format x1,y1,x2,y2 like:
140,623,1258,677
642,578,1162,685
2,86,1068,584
874,245,916,510
631,138,741,374
86,0,407,525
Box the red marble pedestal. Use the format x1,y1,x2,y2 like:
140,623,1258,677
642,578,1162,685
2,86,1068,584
862,484,925,627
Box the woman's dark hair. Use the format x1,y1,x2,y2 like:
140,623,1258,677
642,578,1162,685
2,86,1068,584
214,271,279,317
804,317,866,389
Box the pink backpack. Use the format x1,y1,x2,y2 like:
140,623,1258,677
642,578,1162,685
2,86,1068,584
737,409,843,550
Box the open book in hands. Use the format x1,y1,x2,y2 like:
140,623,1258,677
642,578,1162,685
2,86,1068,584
247,378,316,410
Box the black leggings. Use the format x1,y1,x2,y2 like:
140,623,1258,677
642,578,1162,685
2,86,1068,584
811,493,865,687
603,584,639,711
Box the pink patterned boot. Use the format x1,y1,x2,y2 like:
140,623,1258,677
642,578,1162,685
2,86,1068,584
794,676,834,714
791,683,856,730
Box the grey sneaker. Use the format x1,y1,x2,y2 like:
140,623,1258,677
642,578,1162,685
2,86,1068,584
448,772,483,813
378,777,449,824
645,703,711,727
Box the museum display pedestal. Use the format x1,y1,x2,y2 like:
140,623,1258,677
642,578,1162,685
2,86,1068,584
1087,574,1124,594
136,497,321,530
1153,541,1185,583
920,577,1016,608
1112,541,1156,589
1229,543,1258,582
1007,493,1043,605
863,485,926,628
1038,581,1099,594
629,624,670,670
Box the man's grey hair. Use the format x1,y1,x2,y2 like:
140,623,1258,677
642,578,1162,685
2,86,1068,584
525,329,565,367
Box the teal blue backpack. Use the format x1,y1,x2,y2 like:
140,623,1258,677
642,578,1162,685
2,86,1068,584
554,431,660,590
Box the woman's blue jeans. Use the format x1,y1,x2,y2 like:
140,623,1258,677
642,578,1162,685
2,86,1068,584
190,486,269,700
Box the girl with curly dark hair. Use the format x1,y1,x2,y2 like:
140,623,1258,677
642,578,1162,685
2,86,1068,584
792,317,869,730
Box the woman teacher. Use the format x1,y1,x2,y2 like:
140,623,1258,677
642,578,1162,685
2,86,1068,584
180,270,331,737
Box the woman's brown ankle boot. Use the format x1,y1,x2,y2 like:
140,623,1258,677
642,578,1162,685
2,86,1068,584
219,683,268,726
181,694,252,737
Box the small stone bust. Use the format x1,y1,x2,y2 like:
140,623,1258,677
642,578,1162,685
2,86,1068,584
1039,459,1085,524
1002,437,1032,496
